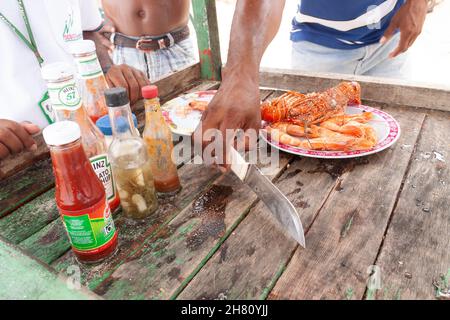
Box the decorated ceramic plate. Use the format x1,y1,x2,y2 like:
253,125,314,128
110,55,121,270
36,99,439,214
161,90,216,136
261,105,401,159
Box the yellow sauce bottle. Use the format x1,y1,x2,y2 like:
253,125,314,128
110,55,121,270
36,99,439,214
142,85,181,196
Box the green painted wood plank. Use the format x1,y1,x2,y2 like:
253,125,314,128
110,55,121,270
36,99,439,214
192,0,222,80
19,220,67,265
0,190,58,244
0,159,54,218
52,163,222,289
92,151,292,300
0,238,98,300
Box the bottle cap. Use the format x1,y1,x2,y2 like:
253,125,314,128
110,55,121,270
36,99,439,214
68,40,96,55
43,121,81,146
41,62,75,82
104,87,129,107
96,113,138,136
142,85,159,99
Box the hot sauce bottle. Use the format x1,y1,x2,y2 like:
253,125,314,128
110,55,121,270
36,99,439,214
41,62,120,213
105,87,158,219
142,85,181,195
70,40,108,123
42,121,118,264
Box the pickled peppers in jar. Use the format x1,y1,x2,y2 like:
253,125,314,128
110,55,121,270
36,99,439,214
104,87,158,219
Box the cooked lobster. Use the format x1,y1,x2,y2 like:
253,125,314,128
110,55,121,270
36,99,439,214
261,81,361,125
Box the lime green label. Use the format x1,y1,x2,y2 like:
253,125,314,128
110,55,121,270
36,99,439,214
61,201,116,251
48,79,82,111
75,53,103,79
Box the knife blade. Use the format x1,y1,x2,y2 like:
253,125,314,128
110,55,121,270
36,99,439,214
229,148,306,247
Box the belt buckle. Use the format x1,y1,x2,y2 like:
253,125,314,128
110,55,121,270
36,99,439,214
136,38,154,51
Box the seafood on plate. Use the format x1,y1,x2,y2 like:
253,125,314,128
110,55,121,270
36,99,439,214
267,119,377,151
262,82,378,151
174,100,209,118
261,81,361,124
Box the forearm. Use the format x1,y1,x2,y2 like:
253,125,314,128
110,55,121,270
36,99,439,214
83,31,114,72
224,0,285,81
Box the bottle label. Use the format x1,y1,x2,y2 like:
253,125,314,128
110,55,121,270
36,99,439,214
90,154,116,202
60,200,116,251
75,53,103,79
47,78,82,111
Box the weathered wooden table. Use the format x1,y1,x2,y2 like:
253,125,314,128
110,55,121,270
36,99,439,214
0,65,449,300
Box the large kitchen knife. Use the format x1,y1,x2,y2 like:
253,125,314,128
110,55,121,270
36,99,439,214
229,148,306,247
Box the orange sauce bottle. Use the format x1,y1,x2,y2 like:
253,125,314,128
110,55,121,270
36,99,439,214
43,121,118,264
70,40,108,124
142,85,181,195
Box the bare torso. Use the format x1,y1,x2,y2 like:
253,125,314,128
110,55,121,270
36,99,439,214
102,0,190,37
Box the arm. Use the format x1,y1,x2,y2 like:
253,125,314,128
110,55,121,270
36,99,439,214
381,0,428,58
197,0,286,161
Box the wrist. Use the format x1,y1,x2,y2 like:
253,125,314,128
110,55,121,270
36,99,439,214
222,63,260,89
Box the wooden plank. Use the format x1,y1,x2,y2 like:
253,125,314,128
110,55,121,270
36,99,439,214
0,190,58,244
0,63,202,180
0,159,53,218
260,68,450,113
177,158,342,300
192,0,222,80
51,164,222,287
92,153,292,300
370,113,450,300
269,108,426,300
0,238,98,300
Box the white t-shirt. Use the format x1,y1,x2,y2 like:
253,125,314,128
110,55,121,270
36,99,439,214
0,0,102,128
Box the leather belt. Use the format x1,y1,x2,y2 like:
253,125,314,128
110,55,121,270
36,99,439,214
105,25,190,51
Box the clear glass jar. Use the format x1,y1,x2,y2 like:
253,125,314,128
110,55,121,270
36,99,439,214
105,87,158,220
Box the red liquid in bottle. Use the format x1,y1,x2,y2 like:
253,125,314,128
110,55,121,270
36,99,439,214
51,139,118,263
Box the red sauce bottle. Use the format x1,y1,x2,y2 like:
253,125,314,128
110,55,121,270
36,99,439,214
43,121,118,264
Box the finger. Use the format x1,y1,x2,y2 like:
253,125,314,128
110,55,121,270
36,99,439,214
0,143,10,159
6,122,37,150
407,32,420,51
389,32,411,58
20,122,41,135
121,67,140,104
380,21,397,45
131,68,150,88
100,24,115,34
106,68,129,93
0,128,25,154
100,36,115,51
219,121,237,168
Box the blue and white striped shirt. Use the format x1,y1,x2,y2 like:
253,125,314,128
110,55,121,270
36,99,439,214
291,0,405,49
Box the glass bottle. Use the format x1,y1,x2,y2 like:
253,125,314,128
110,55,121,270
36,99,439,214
70,40,109,124
41,62,120,213
42,121,118,264
105,87,158,219
142,85,181,195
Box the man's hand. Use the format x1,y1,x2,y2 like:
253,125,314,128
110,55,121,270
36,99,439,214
105,65,150,104
381,0,428,58
95,23,116,53
0,120,40,160
195,66,261,166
